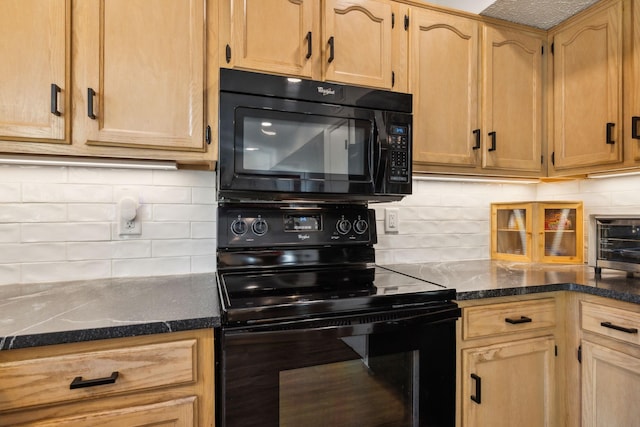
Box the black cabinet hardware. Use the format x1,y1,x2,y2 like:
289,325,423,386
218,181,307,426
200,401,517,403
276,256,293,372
606,122,615,144
404,15,409,30
70,371,119,389
601,321,638,334
328,36,335,63
50,84,61,116
505,316,532,324
470,373,482,404
488,131,496,151
305,31,312,59
392,71,395,87
87,88,97,120
632,116,640,139
225,44,231,63
205,125,211,145
472,129,481,150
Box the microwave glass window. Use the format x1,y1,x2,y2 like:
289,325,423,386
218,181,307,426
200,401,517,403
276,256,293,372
237,108,371,178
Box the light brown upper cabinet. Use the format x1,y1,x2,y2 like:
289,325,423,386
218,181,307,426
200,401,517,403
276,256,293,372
73,0,208,154
0,0,215,167
410,7,544,177
629,0,640,163
410,9,481,170
0,0,70,144
220,0,320,79
482,25,544,174
219,0,406,91
550,0,624,174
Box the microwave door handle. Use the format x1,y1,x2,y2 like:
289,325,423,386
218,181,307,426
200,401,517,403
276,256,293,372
373,111,387,189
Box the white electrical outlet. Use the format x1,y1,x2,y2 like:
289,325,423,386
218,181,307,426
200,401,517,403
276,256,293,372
118,196,142,236
385,208,399,233
119,217,142,235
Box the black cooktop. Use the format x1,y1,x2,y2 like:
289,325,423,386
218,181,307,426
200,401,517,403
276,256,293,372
218,265,456,326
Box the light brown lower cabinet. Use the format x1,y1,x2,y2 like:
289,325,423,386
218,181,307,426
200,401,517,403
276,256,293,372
0,329,214,426
579,297,640,427
458,292,640,427
457,295,558,427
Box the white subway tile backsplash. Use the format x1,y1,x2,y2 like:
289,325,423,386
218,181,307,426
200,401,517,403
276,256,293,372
112,257,191,277
153,204,216,222
22,183,113,203
0,264,20,286
2,164,640,284
68,167,154,185
141,222,191,239
0,204,67,223
191,222,216,239
21,260,112,284
0,224,20,243
68,204,116,222
22,223,112,243
0,165,67,183
0,243,67,263
152,170,216,188
0,183,21,202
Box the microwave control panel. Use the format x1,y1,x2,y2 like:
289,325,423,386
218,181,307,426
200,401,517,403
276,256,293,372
388,125,410,183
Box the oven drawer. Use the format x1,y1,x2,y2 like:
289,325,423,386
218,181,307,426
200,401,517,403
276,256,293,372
0,339,197,412
463,298,556,340
581,301,640,346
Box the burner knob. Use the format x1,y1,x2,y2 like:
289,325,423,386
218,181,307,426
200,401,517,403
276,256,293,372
231,219,248,236
353,219,368,234
336,219,352,235
252,218,269,236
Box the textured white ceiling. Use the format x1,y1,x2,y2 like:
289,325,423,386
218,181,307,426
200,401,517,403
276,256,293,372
426,0,601,29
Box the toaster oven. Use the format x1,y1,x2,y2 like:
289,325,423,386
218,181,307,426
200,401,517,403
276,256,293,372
591,216,640,276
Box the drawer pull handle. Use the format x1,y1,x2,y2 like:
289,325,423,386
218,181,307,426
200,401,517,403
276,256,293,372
505,316,532,325
600,321,638,334
470,373,482,404
70,371,119,389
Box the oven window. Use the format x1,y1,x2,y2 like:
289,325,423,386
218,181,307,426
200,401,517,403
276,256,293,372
279,345,418,427
236,108,371,179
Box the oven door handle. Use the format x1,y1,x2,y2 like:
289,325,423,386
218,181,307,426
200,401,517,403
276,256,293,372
224,305,461,339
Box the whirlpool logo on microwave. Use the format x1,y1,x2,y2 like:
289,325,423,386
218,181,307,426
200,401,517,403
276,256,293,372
317,86,336,96
297,234,311,241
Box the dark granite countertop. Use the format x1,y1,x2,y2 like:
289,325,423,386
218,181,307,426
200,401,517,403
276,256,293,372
2,261,638,352
0,273,219,351
382,260,640,304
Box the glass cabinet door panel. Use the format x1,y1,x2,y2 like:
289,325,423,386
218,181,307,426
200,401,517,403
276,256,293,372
543,208,577,257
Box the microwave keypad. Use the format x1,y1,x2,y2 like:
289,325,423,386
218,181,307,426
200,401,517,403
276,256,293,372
389,127,409,182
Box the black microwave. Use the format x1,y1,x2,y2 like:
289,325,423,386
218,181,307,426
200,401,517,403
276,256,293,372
218,69,412,203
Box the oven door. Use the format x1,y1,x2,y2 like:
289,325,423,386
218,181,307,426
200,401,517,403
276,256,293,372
218,92,409,202
217,305,459,427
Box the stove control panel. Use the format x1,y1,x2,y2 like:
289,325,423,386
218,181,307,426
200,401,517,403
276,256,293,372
218,205,376,248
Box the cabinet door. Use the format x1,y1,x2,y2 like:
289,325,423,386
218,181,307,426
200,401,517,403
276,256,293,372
462,336,555,427
631,0,640,162
323,0,393,89
72,0,206,152
491,204,532,262
582,341,640,427
410,9,480,169
552,1,623,171
0,0,69,142
538,203,583,263
225,0,317,78
23,397,196,427
482,26,543,173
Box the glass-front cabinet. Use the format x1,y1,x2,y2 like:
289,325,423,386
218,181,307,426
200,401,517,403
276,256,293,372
491,202,583,263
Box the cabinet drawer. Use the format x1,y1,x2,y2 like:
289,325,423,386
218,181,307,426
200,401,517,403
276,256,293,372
463,298,556,340
0,339,197,412
581,301,640,346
